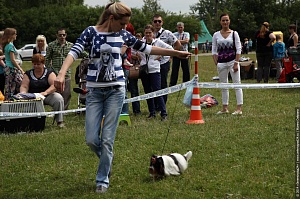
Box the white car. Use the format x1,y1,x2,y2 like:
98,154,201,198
17,44,36,60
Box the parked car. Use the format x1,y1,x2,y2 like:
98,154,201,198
17,44,35,60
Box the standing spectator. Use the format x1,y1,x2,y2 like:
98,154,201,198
45,28,73,110
248,38,253,52
243,38,249,54
54,2,191,194
152,14,181,105
169,22,190,86
0,31,5,94
212,13,243,115
19,54,64,127
33,35,47,56
205,40,210,53
121,22,135,114
254,22,276,83
128,32,142,115
286,24,298,49
273,34,285,82
202,43,206,53
140,24,172,120
1,28,24,100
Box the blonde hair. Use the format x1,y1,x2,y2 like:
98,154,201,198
35,35,47,52
259,22,270,38
97,2,131,25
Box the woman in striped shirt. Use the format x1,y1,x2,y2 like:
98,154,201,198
54,2,191,194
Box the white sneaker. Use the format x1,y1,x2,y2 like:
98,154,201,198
216,110,229,115
232,111,242,115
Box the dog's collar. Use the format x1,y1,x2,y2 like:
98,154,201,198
168,154,181,173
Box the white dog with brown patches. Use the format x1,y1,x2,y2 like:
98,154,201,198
149,151,192,178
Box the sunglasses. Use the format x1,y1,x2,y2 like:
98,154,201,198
58,34,66,37
153,20,162,24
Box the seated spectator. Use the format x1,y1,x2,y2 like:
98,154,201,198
33,35,47,56
19,54,64,127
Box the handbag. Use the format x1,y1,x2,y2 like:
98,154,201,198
138,54,150,78
128,64,140,79
139,63,148,77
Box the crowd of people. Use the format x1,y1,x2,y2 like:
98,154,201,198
0,1,298,194
0,27,72,127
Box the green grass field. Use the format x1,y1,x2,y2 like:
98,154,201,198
0,53,298,198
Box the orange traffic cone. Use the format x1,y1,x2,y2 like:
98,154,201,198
186,84,205,124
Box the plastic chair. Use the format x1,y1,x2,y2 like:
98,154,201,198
118,114,131,126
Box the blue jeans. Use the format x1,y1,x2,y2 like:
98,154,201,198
85,86,125,188
274,58,283,81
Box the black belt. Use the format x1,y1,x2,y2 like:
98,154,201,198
97,85,121,90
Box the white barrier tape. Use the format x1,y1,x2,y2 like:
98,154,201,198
124,80,194,104
0,80,196,117
1,80,300,117
194,55,198,62
198,82,300,89
0,108,86,117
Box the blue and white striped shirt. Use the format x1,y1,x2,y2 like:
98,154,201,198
68,26,151,87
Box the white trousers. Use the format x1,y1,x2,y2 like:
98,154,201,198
217,60,243,105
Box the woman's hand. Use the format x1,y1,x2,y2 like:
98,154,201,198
40,91,47,96
177,51,192,59
233,62,239,72
154,55,162,61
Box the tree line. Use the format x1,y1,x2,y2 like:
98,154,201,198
0,0,299,48
190,0,300,44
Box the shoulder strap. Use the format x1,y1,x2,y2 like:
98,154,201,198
156,29,165,38
232,31,235,45
232,31,236,51
145,41,155,63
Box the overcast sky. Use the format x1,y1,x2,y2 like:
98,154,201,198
84,0,198,14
